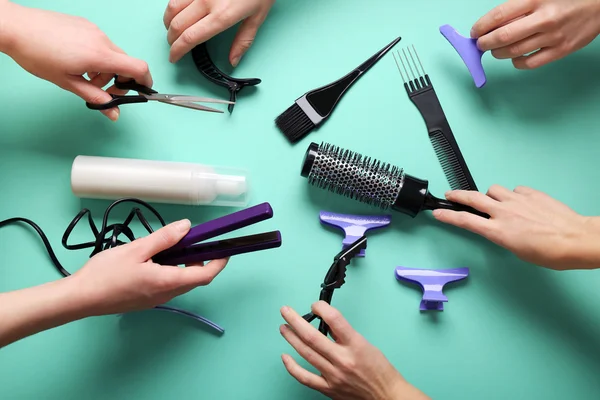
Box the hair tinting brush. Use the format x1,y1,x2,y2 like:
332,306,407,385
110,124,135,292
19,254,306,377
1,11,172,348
275,36,401,143
301,142,489,219
392,45,479,192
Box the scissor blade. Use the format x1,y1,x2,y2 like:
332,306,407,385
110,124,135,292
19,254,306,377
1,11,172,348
159,100,224,113
150,94,234,104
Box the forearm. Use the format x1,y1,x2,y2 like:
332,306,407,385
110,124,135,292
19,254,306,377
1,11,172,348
0,276,89,348
570,216,600,269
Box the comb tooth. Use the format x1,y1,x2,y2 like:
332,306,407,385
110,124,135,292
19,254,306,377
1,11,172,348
392,51,407,84
398,50,413,92
402,48,418,89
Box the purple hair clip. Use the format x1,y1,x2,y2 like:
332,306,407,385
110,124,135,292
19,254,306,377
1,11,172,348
440,24,487,88
319,211,391,257
395,266,469,311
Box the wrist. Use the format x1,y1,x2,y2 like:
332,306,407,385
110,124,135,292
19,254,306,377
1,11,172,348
386,375,430,400
0,1,16,55
558,216,600,270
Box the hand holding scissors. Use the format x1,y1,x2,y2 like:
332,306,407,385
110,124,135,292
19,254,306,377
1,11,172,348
86,75,234,113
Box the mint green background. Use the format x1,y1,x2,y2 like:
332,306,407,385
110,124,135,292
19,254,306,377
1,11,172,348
2,0,600,399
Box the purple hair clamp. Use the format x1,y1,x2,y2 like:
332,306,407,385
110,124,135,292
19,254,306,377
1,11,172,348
395,266,469,311
440,24,487,88
319,211,391,257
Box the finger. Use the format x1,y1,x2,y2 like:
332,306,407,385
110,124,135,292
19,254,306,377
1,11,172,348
173,257,229,286
280,324,335,374
87,72,99,79
433,209,493,238
471,0,535,38
230,16,262,67
167,0,209,45
445,190,499,214
132,219,191,260
106,84,128,97
169,14,227,63
512,47,563,69
281,354,329,393
95,52,153,88
477,13,544,52
164,0,194,29
65,76,119,121
90,72,114,89
491,31,554,59
310,301,358,344
513,185,537,196
280,306,340,362
486,184,515,202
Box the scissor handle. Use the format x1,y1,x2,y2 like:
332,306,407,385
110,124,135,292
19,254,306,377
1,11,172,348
113,75,158,95
85,94,148,110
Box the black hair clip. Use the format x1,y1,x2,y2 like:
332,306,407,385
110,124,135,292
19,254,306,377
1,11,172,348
302,236,367,337
191,43,261,113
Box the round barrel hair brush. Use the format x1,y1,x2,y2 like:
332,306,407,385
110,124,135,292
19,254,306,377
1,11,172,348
300,142,489,219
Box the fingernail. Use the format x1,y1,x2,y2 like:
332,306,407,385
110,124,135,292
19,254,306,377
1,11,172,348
281,306,289,314
231,55,242,67
433,210,442,217
175,219,191,232
445,191,452,197
106,109,119,121
470,28,476,38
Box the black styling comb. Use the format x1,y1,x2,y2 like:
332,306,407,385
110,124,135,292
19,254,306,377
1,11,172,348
301,142,489,219
275,36,401,143
191,42,261,113
392,45,478,191
302,236,367,337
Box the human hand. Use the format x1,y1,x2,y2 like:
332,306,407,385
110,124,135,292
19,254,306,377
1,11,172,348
471,0,600,69
433,185,600,270
163,0,276,64
72,219,229,317
1,2,152,121
279,302,429,400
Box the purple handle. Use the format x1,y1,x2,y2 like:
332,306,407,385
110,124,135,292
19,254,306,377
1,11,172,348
171,203,273,250
319,211,391,257
440,24,487,88
158,231,282,265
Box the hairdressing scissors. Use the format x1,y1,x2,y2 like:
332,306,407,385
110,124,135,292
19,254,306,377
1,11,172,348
85,75,234,113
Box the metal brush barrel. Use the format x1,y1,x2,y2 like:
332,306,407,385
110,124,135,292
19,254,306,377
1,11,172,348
301,142,430,217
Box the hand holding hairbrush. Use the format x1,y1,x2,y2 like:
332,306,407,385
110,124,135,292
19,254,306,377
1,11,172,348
303,236,367,337
301,142,489,219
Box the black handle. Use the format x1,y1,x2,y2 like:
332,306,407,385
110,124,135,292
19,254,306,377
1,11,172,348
113,75,157,95
424,193,490,219
86,94,148,110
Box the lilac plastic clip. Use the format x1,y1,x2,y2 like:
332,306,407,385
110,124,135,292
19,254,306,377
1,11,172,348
320,211,391,257
440,24,487,88
395,266,469,311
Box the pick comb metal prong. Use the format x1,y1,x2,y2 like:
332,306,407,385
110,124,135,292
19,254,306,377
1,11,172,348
392,51,407,83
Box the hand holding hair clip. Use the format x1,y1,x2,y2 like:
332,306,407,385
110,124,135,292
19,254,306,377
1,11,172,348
302,236,367,337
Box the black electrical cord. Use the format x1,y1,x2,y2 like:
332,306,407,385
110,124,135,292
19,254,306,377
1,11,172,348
0,198,225,334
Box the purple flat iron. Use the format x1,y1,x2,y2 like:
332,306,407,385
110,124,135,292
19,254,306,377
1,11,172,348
319,211,391,257
395,266,469,311
154,202,282,265
440,24,487,88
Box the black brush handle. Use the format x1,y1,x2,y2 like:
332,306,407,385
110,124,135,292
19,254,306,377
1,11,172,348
409,86,478,191
304,36,401,119
424,193,490,219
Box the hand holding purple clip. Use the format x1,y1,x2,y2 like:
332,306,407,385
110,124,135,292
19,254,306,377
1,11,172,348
440,24,487,88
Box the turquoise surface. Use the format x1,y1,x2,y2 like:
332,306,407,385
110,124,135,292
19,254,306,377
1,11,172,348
2,0,600,399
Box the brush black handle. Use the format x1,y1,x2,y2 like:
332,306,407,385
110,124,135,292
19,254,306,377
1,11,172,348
424,194,490,219
304,36,401,119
